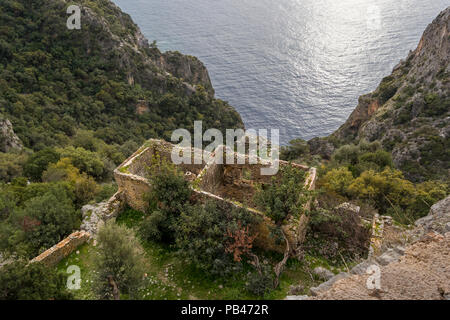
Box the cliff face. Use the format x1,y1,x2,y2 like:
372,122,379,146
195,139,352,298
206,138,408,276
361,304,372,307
0,118,22,153
78,0,215,97
333,7,450,182
0,0,243,149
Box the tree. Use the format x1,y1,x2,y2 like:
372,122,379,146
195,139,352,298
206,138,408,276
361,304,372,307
17,184,80,256
140,155,192,243
42,158,99,205
0,152,27,182
0,260,72,300
254,166,308,224
348,168,416,215
57,146,106,180
176,201,259,276
280,138,310,161
322,167,354,196
93,222,146,300
23,148,60,181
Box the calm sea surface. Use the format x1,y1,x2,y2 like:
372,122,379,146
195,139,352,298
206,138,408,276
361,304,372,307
113,0,449,144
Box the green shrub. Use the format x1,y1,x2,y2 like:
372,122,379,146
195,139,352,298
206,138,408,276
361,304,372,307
378,78,399,104
23,148,60,182
139,210,166,242
17,184,80,257
245,265,274,297
93,222,146,300
322,167,354,196
175,201,259,276
280,138,310,161
0,260,72,300
254,166,308,223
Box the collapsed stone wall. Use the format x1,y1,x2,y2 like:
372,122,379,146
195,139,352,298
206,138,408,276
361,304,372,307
114,139,318,253
30,231,90,267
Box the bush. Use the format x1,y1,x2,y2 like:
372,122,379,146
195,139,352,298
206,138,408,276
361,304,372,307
140,155,192,243
57,146,106,180
280,138,310,161
322,167,354,196
147,154,192,214
378,77,399,104
175,201,259,276
23,148,60,181
93,222,146,300
0,260,72,300
94,183,118,202
42,158,99,205
0,152,27,182
139,210,166,242
308,194,371,259
245,265,274,297
254,166,308,223
17,184,80,256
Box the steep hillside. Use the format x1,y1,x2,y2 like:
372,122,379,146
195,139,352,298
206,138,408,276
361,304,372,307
0,0,243,150
333,7,449,182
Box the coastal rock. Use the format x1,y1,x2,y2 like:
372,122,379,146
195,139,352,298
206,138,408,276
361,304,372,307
332,7,450,182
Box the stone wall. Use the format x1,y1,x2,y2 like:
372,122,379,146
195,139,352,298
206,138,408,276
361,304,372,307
30,231,90,267
115,139,208,212
114,139,318,253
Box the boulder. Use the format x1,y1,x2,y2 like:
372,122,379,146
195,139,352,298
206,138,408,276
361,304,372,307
376,248,402,266
415,196,450,236
288,284,305,295
313,267,334,281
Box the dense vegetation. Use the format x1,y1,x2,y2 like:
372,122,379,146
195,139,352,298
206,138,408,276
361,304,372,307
0,0,242,150
282,139,448,225
0,260,72,300
0,0,243,291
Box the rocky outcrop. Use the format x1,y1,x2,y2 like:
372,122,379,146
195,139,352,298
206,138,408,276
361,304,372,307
311,232,450,300
292,195,450,300
79,0,215,97
81,192,125,236
157,51,215,96
0,118,22,153
414,195,450,237
333,7,450,182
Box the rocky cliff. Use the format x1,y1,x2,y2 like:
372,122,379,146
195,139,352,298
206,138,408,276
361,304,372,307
0,0,243,150
0,117,22,153
333,7,449,182
77,0,215,97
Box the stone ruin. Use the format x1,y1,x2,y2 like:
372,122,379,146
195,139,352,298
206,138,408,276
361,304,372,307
114,139,318,253
29,138,318,266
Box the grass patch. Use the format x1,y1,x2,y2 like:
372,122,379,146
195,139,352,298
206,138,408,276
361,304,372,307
58,224,319,300
56,243,96,300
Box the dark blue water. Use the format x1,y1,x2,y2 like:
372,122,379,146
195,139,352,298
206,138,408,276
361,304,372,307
113,0,449,144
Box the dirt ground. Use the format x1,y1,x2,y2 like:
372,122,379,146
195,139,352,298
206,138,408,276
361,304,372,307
312,232,450,300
